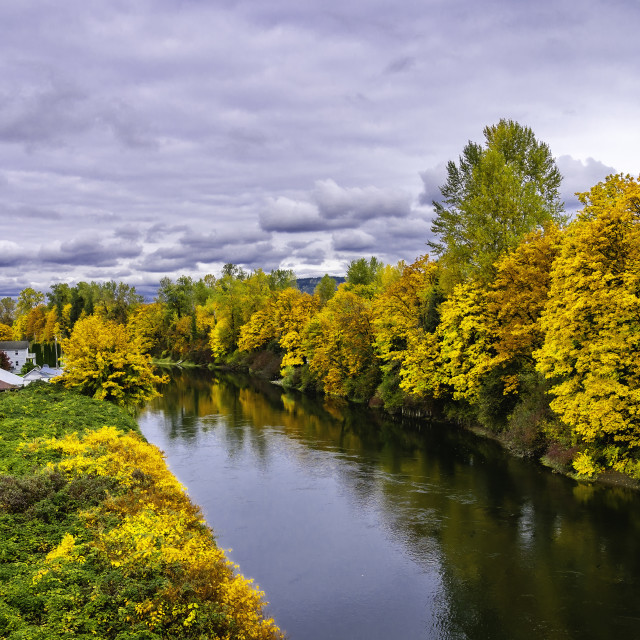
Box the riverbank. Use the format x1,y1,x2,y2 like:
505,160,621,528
0,382,284,639
207,350,640,491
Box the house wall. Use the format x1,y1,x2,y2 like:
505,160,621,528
1,347,36,373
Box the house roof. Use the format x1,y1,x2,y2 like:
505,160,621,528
0,380,20,391
23,366,64,381
0,368,25,387
0,341,30,350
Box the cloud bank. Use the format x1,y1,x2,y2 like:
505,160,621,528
1,0,638,296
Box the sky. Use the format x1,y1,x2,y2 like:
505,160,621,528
1,0,639,298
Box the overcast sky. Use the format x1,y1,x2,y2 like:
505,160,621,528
1,0,638,297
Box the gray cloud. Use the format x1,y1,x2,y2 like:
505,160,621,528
39,236,143,267
0,73,155,150
260,180,411,234
314,179,411,222
419,163,449,207
0,0,637,295
145,223,191,243
0,241,24,268
261,198,327,233
332,230,376,252
138,225,279,273
556,155,618,214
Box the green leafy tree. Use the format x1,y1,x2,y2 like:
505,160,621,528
47,283,72,317
157,276,196,320
346,256,383,286
314,274,337,306
429,119,564,289
208,268,271,358
16,287,45,317
268,268,297,291
0,297,16,326
94,281,143,324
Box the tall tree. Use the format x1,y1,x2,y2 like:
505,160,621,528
16,287,45,317
429,119,564,289
0,297,16,326
535,175,640,477
346,256,383,286
314,274,337,306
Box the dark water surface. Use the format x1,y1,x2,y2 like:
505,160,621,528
137,369,640,639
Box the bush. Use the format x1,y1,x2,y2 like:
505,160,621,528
0,384,284,640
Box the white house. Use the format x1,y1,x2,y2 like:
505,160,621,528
0,341,36,373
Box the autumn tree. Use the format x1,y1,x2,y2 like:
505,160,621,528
304,286,378,399
486,226,561,390
208,268,272,358
373,255,443,409
24,305,47,341
535,174,640,477
434,282,495,405
127,303,167,356
429,119,564,289
58,315,167,410
0,322,12,341
239,288,319,370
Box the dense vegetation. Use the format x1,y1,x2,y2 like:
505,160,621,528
0,382,284,639
3,121,640,482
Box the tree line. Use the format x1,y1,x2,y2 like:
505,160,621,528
3,119,640,481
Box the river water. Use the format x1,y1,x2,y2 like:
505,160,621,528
137,369,640,639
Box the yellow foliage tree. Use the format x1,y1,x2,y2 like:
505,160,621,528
239,288,319,370
485,225,561,393
305,286,377,397
24,305,47,341
535,174,640,477
436,282,495,403
372,255,445,399
127,302,166,354
0,322,12,340
59,314,167,410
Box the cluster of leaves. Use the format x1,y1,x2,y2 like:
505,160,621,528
56,315,168,412
0,382,284,639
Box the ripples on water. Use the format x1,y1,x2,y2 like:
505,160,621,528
137,369,640,640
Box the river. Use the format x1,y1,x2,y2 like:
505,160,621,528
137,369,640,639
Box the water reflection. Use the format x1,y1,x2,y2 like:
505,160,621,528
139,369,640,640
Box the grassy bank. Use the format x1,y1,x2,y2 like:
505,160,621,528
0,383,284,640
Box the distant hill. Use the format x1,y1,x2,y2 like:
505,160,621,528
296,276,345,295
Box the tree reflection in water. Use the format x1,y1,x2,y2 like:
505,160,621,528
138,369,640,640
